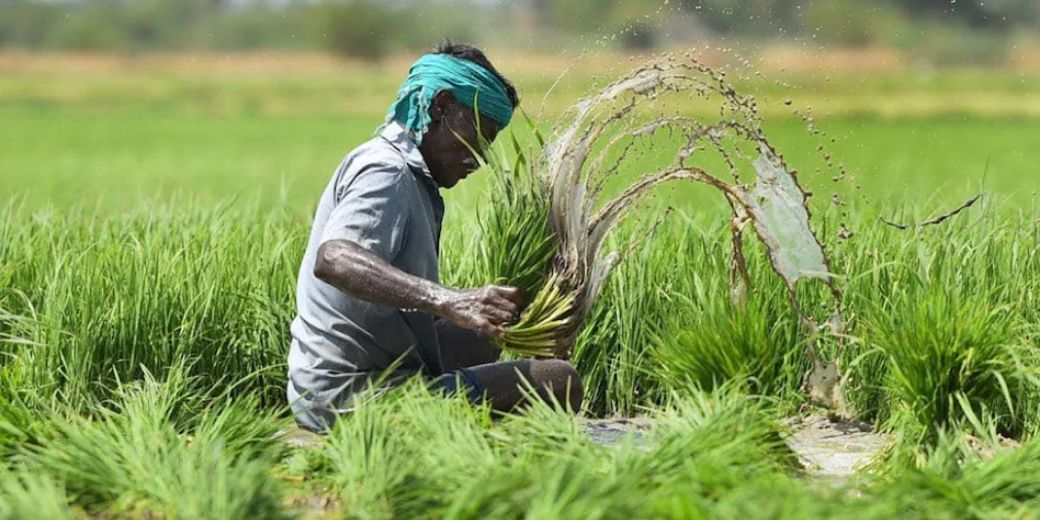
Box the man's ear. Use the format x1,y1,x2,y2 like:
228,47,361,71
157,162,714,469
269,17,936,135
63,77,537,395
430,90,454,124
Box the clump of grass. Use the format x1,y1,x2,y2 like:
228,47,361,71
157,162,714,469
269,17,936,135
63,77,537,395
482,384,798,519
652,284,804,400
569,225,680,414
23,365,288,519
472,130,556,312
0,202,303,410
323,382,495,518
871,285,1040,442
0,468,70,520
0,304,66,461
320,381,801,519
866,429,1040,516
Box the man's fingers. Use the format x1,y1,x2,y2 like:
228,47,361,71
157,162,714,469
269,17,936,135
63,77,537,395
452,287,519,336
489,295,519,316
490,285,523,306
484,306,514,326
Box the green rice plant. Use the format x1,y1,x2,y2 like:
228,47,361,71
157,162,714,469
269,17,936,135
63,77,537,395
23,365,288,518
319,378,807,520
497,384,798,519
471,125,560,357
696,476,861,519
323,381,496,518
0,202,304,410
0,327,65,470
0,367,49,463
818,203,1040,426
865,428,1040,518
870,282,1039,442
642,383,802,473
324,376,1040,519
572,207,827,414
645,215,807,401
570,228,675,415
0,467,71,520
0,305,48,461
667,409,1040,519
472,130,556,305
652,289,804,400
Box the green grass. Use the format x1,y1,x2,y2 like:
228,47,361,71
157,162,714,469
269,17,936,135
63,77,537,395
0,204,301,411
313,381,800,519
23,366,287,518
3,62,1040,517
3,108,1038,213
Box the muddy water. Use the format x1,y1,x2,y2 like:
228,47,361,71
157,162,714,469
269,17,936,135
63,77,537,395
784,415,890,480
582,417,653,446
582,414,890,484
527,52,849,412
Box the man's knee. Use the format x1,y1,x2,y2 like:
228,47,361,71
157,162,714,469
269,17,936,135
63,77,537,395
530,359,584,411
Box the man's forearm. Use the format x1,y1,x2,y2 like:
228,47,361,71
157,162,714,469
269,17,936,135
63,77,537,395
314,239,453,316
314,239,523,337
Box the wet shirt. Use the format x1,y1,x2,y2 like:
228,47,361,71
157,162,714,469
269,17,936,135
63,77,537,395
288,122,445,413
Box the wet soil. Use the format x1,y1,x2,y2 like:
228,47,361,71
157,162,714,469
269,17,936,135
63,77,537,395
582,413,891,482
582,417,654,445
783,414,890,479
278,425,324,448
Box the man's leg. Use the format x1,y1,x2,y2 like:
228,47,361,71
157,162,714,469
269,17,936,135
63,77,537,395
435,321,584,412
431,360,583,412
468,359,584,413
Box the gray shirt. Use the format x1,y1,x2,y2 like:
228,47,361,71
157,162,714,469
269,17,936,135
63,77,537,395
288,122,445,414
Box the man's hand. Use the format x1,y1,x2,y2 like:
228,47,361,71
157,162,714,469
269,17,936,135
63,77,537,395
440,285,523,338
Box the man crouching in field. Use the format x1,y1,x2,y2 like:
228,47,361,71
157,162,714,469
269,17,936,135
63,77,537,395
287,42,583,432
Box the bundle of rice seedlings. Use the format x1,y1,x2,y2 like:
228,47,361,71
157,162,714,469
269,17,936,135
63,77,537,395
475,67,692,358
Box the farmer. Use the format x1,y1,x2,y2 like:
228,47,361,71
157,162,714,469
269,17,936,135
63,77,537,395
287,42,583,432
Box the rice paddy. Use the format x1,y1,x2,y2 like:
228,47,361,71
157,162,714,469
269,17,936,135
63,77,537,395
2,53,1040,518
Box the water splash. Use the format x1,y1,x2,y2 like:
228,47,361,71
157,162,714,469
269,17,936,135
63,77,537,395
484,52,848,414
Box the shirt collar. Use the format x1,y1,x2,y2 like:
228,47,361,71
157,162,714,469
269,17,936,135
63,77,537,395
380,121,438,188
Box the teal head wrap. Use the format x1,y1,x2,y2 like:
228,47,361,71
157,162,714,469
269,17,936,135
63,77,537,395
384,53,514,144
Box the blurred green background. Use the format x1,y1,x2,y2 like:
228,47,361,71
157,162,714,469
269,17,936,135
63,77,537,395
2,0,1038,63
1,0,1038,216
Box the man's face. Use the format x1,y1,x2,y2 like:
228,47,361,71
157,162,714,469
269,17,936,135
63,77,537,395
419,91,503,189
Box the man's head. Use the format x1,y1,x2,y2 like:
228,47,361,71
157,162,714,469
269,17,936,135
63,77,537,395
387,42,519,189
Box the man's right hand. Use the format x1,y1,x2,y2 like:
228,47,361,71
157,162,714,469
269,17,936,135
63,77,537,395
439,285,523,338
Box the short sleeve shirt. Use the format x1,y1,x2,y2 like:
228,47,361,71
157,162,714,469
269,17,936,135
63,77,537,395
288,122,445,412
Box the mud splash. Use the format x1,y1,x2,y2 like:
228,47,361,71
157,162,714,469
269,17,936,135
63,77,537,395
486,52,849,414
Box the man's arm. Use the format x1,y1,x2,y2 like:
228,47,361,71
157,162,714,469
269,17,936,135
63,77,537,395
315,239,521,338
